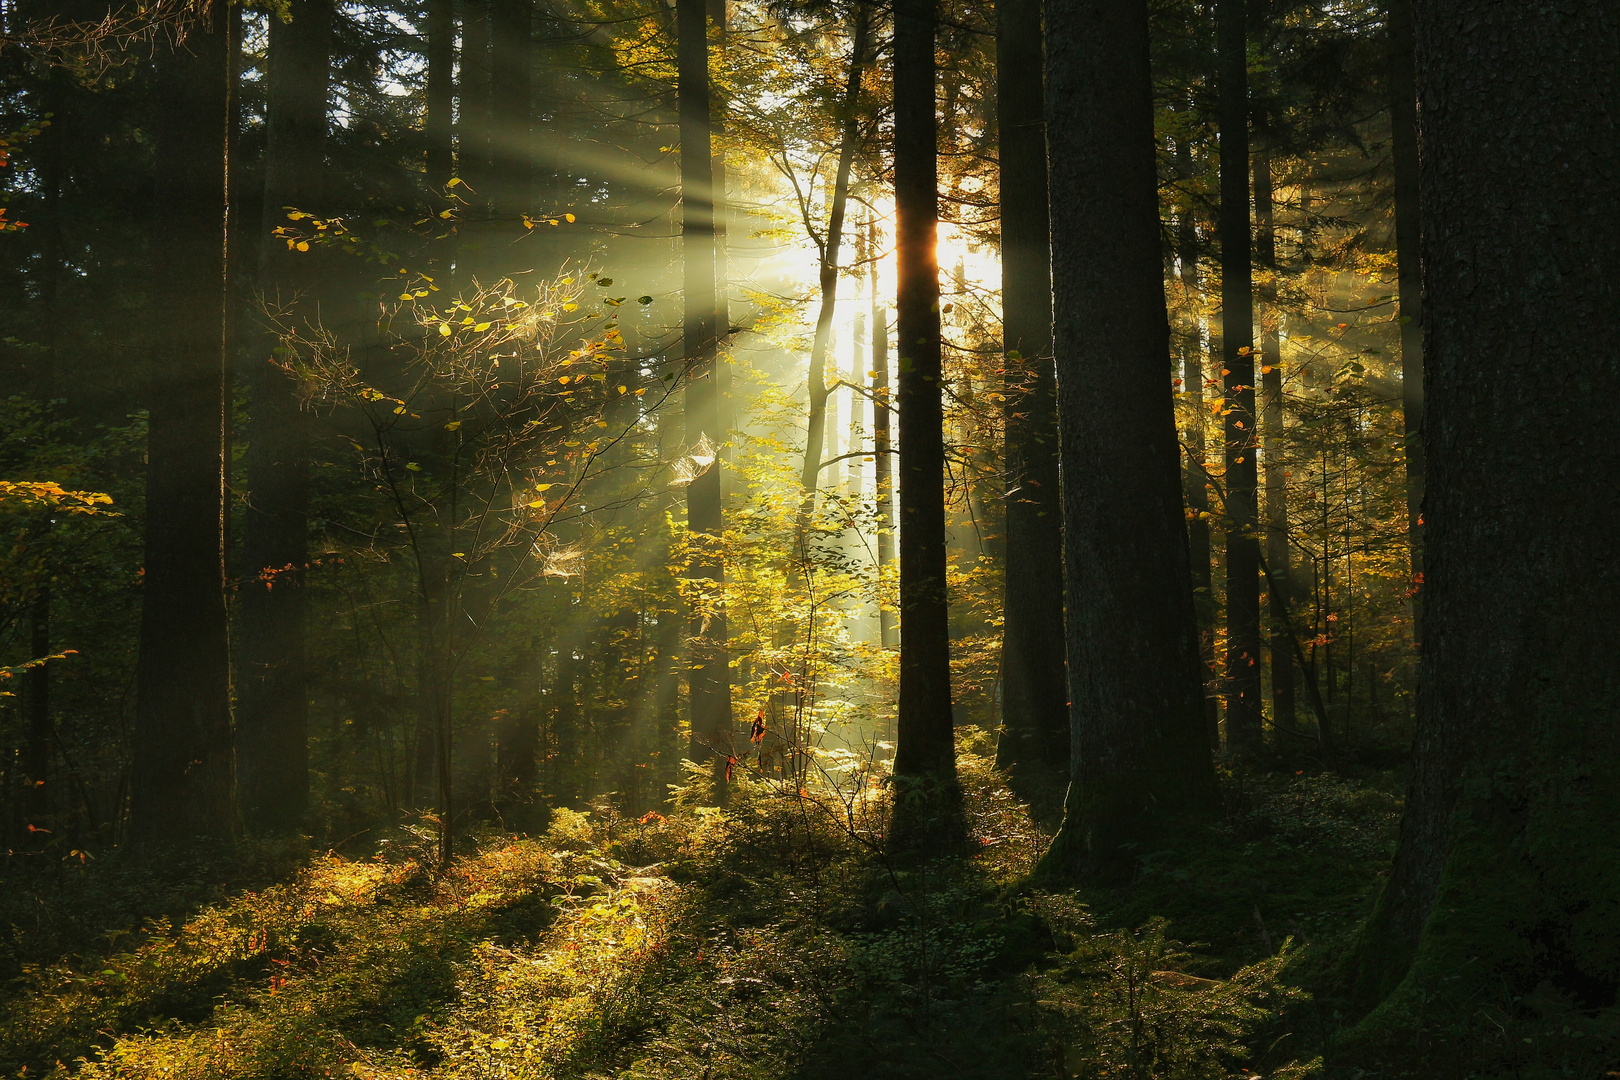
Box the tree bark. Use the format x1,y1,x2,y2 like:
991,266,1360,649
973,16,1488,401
1035,0,1218,881
1217,0,1261,751
889,0,958,846
1253,144,1295,733
992,0,1068,788
1387,0,1423,629
238,0,330,833
130,1,235,849
678,0,729,787
1341,1,1620,1062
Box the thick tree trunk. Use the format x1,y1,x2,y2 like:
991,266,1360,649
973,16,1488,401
457,0,494,274
889,0,958,846
1035,0,1218,881
992,0,1067,788
238,0,330,833
130,3,235,849
1216,0,1261,751
489,0,530,221
1253,144,1295,733
678,0,729,787
425,0,453,193
1341,2,1620,1065
797,2,871,531
1387,0,1423,629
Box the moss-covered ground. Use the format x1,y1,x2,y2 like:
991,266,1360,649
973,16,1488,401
0,745,1493,1080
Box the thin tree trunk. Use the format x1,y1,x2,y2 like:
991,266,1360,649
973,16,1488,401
678,0,728,787
130,0,235,849
1176,135,1220,751
425,0,453,193
889,0,959,846
993,0,1067,787
239,0,330,833
797,2,871,531
24,590,50,841
1387,0,1423,632
1035,0,1217,881
1253,143,1296,734
871,218,895,649
1341,1,1620,1060
1217,0,1261,751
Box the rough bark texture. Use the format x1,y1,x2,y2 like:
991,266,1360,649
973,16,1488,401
130,5,234,849
992,0,1067,788
678,0,728,783
1387,0,1423,627
1216,0,1261,750
1037,0,1217,881
1341,1,1620,1065
889,0,958,846
1253,145,1295,732
238,0,330,833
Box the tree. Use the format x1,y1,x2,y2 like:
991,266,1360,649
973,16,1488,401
678,0,728,784
1341,1,1620,1066
1253,143,1295,733
889,0,957,844
991,0,1067,790
238,0,332,833
1216,0,1260,751
1036,0,1217,879
1386,0,1422,623
129,2,234,848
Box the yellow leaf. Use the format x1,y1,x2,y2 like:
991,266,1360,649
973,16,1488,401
562,303,578,312
445,421,461,430
439,209,454,218
447,177,462,187
536,483,553,491
439,323,453,336
405,462,421,471
527,498,545,508
473,322,491,331
295,241,310,252
617,385,627,394
565,213,576,223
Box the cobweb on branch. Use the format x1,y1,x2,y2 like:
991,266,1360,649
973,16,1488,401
668,433,718,488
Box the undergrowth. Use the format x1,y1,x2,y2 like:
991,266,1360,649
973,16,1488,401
0,746,1410,1079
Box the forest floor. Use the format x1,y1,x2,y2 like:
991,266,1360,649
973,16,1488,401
0,739,1415,1080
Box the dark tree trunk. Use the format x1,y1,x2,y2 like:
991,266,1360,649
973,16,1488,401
130,3,235,849
1036,0,1218,880
1341,1,1620,1063
1216,0,1260,750
458,0,494,272
871,219,895,649
425,0,454,193
1253,144,1295,733
797,1,871,528
24,590,51,841
678,0,729,786
1387,0,1423,627
238,0,330,833
489,0,530,221
992,0,1067,788
1176,138,1219,750
889,0,958,845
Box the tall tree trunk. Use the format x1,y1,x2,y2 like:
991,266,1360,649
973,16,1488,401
489,0,530,224
889,0,958,845
425,0,454,193
130,1,235,849
678,0,728,787
797,2,871,530
1176,136,1219,750
1035,0,1218,881
992,0,1067,787
24,590,51,841
238,0,330,833
458,0,494,275
1340,2,1620,1063
1216,0,1261,751
1387,0,1423,630
871,218,895,649
1253,144,1295,733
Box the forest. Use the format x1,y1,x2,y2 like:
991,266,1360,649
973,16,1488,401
0,0,1614,1076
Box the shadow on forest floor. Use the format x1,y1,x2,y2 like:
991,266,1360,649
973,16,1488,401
0,738,1414,1080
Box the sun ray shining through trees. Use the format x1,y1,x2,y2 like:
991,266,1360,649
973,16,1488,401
0,0,1614,1076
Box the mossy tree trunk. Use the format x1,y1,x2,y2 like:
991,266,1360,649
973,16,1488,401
1035,0,1217,881
1342,0,1620,1062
